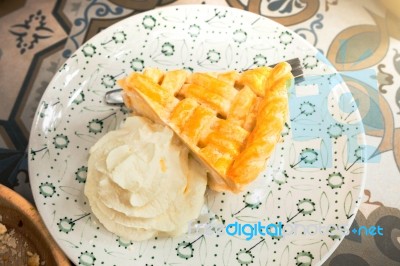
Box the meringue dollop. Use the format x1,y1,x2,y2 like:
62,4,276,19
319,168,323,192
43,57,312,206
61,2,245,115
85,116,207,241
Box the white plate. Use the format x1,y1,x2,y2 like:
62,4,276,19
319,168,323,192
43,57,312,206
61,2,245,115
29,5,366,266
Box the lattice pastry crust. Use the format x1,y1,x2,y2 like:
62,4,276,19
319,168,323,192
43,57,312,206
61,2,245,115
119,62,292,193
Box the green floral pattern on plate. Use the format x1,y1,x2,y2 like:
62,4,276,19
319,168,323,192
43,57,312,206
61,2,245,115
28,5,365,266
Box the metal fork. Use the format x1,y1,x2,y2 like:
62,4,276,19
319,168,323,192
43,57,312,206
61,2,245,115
104,58,304,105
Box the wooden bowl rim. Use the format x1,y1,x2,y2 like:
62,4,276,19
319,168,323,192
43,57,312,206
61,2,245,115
0,184,70,265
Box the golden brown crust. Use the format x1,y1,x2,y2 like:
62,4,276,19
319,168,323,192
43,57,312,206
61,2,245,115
227,77,290,187
119,63,292,193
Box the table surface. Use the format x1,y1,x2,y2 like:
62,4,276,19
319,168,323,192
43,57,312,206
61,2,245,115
0,0,399,265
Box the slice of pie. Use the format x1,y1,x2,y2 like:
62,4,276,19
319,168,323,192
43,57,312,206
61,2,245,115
118,62,292,193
